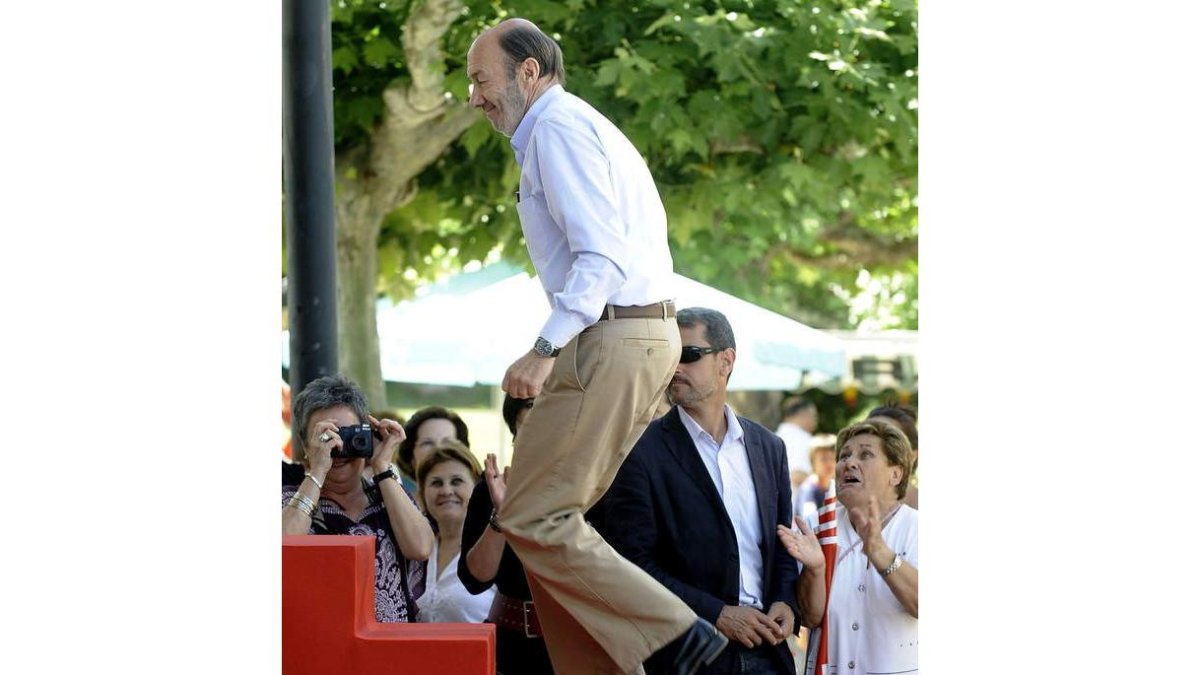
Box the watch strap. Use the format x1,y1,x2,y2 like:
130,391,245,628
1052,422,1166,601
534,336,561,357
373,467,398,485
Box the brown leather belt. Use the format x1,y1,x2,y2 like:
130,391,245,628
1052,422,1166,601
597,300,676,321
487,592,542,638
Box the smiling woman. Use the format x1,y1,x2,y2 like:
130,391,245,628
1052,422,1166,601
414,439,493,623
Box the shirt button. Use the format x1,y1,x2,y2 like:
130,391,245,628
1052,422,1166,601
848,661,855,669
858,584,866,592
852,622,859,631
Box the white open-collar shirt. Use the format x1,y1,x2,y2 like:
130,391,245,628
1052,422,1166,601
678,404,765,609
510,85,676,348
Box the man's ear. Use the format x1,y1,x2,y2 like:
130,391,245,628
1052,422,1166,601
521,57,541,82
720,348,736,378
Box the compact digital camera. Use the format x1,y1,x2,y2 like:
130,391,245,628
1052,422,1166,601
332,423,374,459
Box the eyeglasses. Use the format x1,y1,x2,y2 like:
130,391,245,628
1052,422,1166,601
680,345,724,364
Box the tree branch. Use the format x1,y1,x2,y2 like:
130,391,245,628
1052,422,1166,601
775,215,917,271
399,0,464,115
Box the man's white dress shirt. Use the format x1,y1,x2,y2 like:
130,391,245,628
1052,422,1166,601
678,404,764,608
510,85,675,348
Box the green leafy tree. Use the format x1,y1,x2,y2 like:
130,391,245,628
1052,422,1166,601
293,0,917,404
323,0,483,407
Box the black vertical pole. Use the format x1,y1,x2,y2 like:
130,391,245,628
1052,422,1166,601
283,0,338,457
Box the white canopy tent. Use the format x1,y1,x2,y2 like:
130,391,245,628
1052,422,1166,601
282,265,846,391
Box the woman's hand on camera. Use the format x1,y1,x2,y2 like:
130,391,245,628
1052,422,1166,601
367,415,405,475
307,420,339,478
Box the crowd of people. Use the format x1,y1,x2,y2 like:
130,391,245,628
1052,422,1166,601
281,313,918,675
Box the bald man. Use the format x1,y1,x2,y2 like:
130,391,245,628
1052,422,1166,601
467,19,727,675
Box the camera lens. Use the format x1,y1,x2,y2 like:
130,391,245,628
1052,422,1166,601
353,435,368,450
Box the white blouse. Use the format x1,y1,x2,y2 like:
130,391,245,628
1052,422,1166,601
416,538,495,624
803,504,919,675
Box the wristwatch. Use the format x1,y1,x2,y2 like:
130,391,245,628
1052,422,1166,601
373,466,398,485
488,508,503,533
533,336,561,358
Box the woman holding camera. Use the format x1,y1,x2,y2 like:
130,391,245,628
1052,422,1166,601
282,375,435,622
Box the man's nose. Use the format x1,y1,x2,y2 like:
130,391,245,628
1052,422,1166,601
468,85,482,108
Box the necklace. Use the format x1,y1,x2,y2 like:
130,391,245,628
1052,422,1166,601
879,500,902,529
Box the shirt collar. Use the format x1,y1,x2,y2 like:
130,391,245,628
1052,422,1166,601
678,404,744,448
510,84,564,163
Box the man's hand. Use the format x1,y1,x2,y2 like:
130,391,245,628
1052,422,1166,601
715,605,787,648
502,349,555,399
765,601,795,640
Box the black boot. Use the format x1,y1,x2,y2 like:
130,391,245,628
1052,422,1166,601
667,618,728,675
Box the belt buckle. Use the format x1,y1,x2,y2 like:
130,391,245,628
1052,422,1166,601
522,600,538,638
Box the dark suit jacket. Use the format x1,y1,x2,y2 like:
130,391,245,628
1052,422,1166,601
599,406,799,674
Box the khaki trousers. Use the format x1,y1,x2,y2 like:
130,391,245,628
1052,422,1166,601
498,316,695,674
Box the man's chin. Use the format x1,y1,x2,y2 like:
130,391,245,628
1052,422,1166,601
490,118,515,137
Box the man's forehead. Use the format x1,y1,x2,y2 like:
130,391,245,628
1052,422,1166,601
467,33,501,71
679,324,707,340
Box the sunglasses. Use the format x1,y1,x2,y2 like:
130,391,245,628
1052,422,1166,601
680,345,724,364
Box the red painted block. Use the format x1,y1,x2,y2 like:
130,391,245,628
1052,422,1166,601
283,535,495,674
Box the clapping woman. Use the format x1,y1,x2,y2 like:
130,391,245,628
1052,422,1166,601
282,375,434,622
778,420,918,675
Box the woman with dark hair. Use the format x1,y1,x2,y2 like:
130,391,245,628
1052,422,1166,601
282,375,434,622
867,403,918,509
396,406,471,494
778,420,918,675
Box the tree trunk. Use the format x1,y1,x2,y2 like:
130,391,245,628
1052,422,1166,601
335,191,390,409
329,0,478,408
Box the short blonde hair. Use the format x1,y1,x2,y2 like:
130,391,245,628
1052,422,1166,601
835,420,913,499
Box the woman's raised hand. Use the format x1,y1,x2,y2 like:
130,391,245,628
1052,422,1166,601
777,516,825,570
483,453,509,509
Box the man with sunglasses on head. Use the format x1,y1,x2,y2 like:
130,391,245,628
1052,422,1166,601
467,18,726,675
600,307,801,675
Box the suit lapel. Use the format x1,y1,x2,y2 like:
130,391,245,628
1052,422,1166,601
662,407,729,519
743,423,776,562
